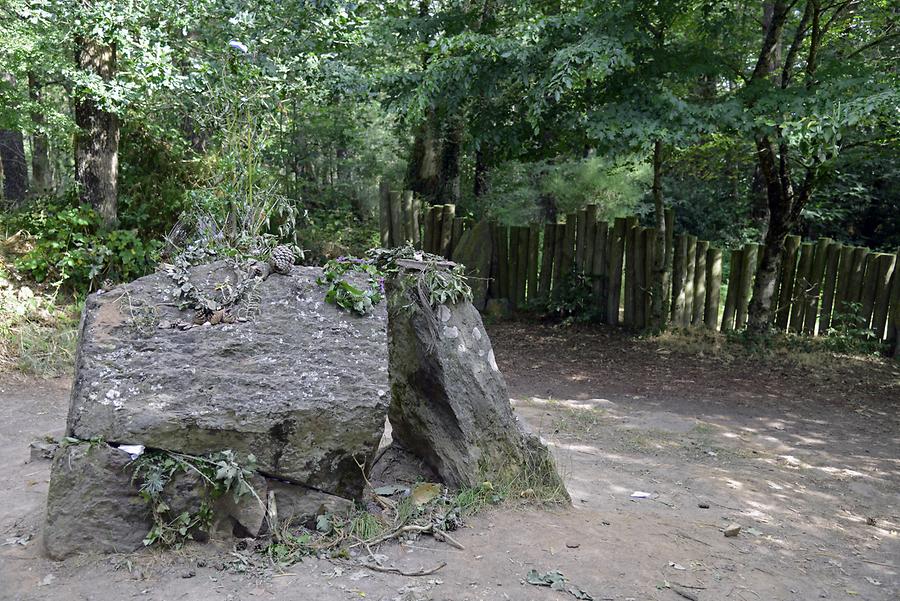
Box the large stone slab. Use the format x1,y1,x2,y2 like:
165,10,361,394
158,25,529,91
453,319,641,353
65,261,388,498
386,263,567,495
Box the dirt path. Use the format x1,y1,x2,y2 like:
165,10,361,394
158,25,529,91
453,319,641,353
1,324,898,601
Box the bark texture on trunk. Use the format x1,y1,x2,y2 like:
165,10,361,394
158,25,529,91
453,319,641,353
436,118,462,204
75,37,119,227
404,108,441,204
0,129,28,206
28,73,53,197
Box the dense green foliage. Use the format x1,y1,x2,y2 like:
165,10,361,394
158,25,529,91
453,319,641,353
0,1,896,338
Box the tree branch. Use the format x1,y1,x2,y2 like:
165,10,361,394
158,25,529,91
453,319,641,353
781,1,813,88
804,0,823,86
751,1,789,82
846,30,900,59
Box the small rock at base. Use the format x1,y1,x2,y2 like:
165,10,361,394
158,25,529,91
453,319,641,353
724,523,742,537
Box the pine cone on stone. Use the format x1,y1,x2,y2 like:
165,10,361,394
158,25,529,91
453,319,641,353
269,245,295,275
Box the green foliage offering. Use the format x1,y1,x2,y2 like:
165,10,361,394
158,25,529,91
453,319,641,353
2,200,160,291
316,257,385,316
370,246,474,308
130,449,258,549
264,480,505,568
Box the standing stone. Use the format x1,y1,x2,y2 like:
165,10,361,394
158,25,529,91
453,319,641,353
451,220,493,310
386,262,568,496
63,261,388,498
44,443,152,560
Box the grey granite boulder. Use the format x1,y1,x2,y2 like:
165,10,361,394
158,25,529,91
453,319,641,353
386,262,567,496
64,261,388,498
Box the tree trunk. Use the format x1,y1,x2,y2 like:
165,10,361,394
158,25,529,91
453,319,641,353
0,129,28,206
649,140,669,331
28,73,53,197
747,133,812,331
473,145,490,198
437,117,462,204
404,108,441,203
75,37,119,227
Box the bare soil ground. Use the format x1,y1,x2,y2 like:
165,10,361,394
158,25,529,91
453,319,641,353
1,322,898,601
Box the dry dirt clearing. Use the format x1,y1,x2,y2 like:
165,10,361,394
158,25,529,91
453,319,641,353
1,323,898,601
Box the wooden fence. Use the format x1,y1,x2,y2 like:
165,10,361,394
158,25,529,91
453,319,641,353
378,187,900,349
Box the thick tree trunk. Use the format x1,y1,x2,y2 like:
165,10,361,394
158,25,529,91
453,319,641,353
0,129,28,206
75,37,119,227
404,108,441,203
437,118,462,204
28,73,53,196
747,134,812,331
649,140,669,331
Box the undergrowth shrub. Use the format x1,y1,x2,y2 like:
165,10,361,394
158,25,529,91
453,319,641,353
2,197,161,291
541,269,600,325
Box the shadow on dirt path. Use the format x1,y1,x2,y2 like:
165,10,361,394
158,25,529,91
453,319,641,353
1,323,898,601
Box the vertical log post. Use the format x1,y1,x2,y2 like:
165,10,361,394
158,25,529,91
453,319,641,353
551,223,566,300
774,235,801,330
379,181,391,247
526,224,540,304
693,240,709,326
516,226,529,307
721,248,743,332
584,205,598,275
496,226,509,302
846,247,869,306
664,208,675,315
575,209,588,271
623,216,638,326
803,238,831,335
592,220,608,317
886,252,900,356
607,218,626,325
389,191,404,247
488,223,500,300
859,254,881,328
439,205,456,257
539,223,556,301
560,215,577,281
633,227,647,329
508,227,520,308
871,253,897,339
834,245,856,316
409,192,421,247
818,242,842,333
735,243,758,329
682,236,696,328
705,248,723,329
401,190,415,244
643,228,656,328
671,235,687,325
450,217,464,256
789,242,814,333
